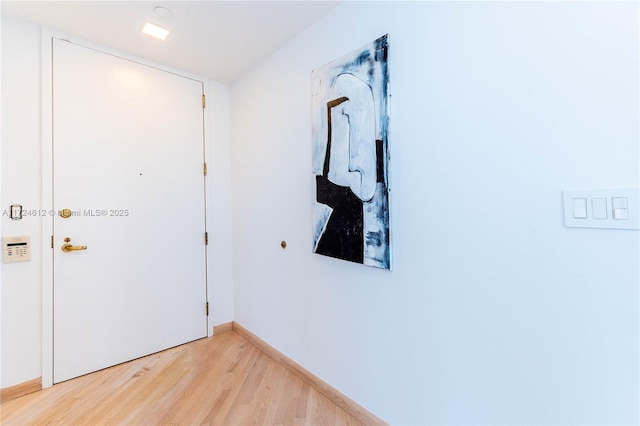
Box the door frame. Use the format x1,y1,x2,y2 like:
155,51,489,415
40,29,213,388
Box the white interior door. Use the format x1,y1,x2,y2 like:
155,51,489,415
52,39,208,383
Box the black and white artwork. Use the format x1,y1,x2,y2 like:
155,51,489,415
312,34,390,270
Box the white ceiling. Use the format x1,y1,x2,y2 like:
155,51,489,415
1,1,341,84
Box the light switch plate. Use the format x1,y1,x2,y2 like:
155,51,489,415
563,188,639,230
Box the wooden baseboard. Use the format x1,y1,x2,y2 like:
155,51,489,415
213,321,233,335
1,377,42,403
231,322,387,426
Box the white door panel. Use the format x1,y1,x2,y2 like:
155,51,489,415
52,39,207,383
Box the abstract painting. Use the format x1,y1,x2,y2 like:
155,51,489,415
311,34,390,270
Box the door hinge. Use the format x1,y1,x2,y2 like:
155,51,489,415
206,302,209,316
51,235,54,249
205,232,209,245
202,94,206,109
203,162,208,176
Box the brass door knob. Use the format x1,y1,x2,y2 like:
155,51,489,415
62,244,88,252
61,237,87,252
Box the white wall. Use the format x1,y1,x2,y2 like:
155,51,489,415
1,15,42,388
230,2,639,424
207,80,235,327
0,14,234,388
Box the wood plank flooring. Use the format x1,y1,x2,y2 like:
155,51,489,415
1,331,364,425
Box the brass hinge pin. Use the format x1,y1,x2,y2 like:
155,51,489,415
202,94,206,108
204,162,208,176
205,232,209,245
206,302,209,316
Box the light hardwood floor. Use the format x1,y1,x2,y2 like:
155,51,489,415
1,331,364,425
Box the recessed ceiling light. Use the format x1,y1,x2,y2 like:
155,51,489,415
154,6,173,19
141,22,170,40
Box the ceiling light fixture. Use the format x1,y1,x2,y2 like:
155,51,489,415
141,22,170,40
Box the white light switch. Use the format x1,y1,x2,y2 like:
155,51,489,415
563,188,639,230
612,197,628,220
573,198,587,218
591,198,607,219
